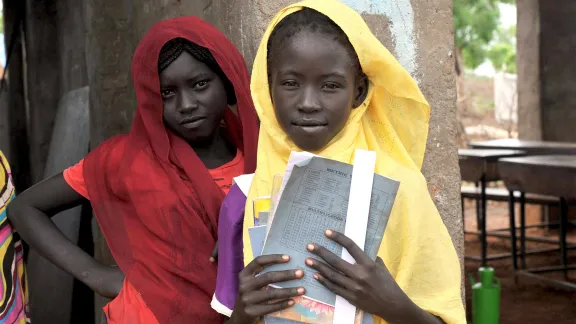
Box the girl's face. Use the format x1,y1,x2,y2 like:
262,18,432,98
269,31,367,152
160,51,228,144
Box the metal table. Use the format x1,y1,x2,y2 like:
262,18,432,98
499,155,576,289
459,149,525,265
470,139,576,155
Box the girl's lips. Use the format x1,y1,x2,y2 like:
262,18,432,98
295,124,328,133
181,117,206,129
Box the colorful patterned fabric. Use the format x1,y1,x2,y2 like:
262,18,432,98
0,151,30,323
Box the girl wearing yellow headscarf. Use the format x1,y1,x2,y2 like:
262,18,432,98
212,1,465,323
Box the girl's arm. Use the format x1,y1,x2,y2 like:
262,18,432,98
8,173,124,298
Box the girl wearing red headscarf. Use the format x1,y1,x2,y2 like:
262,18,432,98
8,17,258,323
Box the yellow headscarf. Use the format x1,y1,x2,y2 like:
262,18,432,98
243,1,465,323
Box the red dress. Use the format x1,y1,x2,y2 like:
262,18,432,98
63,150,244,323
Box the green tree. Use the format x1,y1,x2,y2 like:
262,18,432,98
454,0,515,74
486,26,516,73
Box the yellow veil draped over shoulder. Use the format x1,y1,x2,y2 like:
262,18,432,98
243,1,465,323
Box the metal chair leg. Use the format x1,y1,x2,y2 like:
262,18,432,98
509,190,518,271
560,198,569,279
520,192,527,269
480,176,487,266
475,182,481,232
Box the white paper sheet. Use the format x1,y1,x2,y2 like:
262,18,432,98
333,149,377,324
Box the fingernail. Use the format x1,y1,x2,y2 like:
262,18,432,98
307,244,314,251
209,257,215,262
325,230,333,236
295,270,304,277
313,273,319,280
306,259,313,266
288,300,295,306
282,255,290,261
297,287,305,294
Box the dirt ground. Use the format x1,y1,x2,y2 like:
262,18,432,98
462,200,576,323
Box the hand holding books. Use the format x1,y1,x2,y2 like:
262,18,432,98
229,255,306,324
305,230,408,322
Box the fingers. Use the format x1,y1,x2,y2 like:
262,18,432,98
307,243,355,276
245,299,296,318
241,254,290,277
313,273,356,303
324,230,372,265
242,287,305,304
242,269,304,292
209,243,218,263
305,258,356,289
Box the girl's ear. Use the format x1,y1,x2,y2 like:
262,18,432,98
352,73,368,109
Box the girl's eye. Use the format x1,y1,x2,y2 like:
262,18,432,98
281,80,299,88
194,80,209,89
322,83,341,90
161,89,175,98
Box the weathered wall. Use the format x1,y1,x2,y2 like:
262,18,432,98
213,0,464,271
23,0,88,185
24,0,61,184
516,0,542,141
539,0,576,142
57,0,88,94
1,0,30,191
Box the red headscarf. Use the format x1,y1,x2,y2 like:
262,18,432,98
82,17,258,323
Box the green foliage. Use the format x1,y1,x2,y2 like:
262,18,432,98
454,0,516,72
486,26,516,73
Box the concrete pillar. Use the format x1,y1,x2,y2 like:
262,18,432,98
539,0,576,142
1,0,31,191
213,0,464,271
516,0,542,141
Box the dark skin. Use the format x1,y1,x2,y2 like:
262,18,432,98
8,49,235,299
160,51,235,167
228,32,442,324
269,31,367,152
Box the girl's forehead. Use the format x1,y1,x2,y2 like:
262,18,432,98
271,32,355,70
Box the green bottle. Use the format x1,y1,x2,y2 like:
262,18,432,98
469,267,501,324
